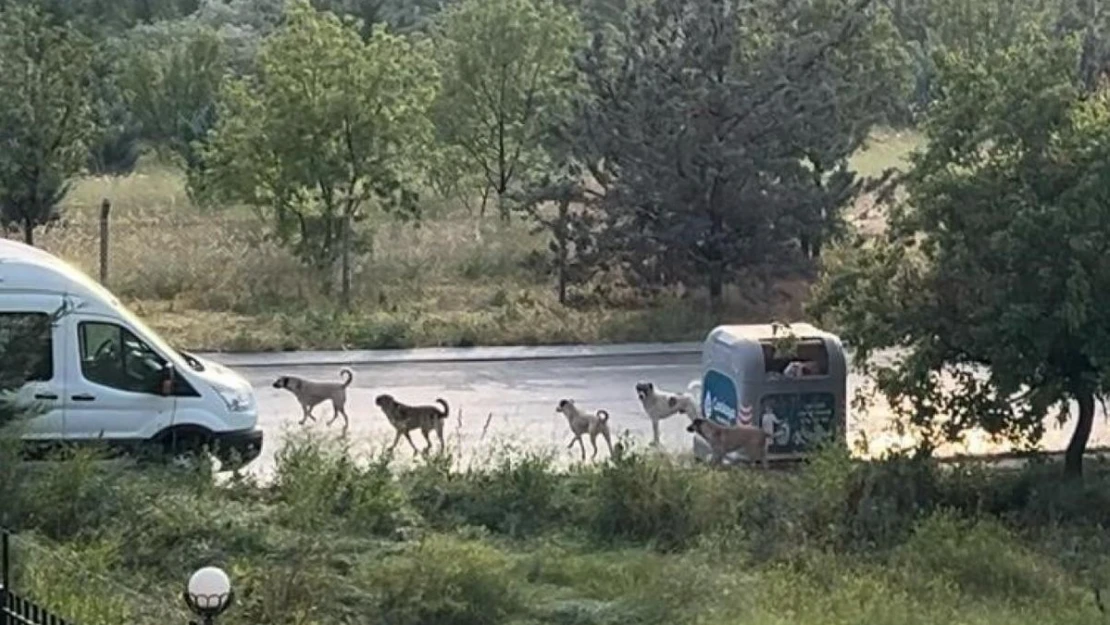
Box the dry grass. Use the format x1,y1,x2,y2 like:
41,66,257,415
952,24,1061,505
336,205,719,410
7,133,921,352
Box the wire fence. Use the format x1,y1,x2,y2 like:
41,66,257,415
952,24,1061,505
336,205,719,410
2,199,542,314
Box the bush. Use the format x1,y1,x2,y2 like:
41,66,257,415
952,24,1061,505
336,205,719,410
360,535,524,625
271,431,414,536
2,429,1108,625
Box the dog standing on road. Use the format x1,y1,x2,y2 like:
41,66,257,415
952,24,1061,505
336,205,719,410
635,381,700,447
556,399,613,460
375,394,450,455
687,416,771,469
272,368,354,430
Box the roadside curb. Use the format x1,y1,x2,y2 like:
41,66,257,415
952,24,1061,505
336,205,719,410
196,341,704,368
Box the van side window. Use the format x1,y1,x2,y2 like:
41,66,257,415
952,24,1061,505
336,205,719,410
78,321,167,395
0,312,53,385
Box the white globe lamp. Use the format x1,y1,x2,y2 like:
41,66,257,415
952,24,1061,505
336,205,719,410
183,566,234,624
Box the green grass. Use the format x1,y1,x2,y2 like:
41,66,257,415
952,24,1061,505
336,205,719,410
849,128,923,177
20,131,923,352
0,432,1106,625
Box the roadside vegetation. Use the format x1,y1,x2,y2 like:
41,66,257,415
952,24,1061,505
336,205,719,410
4,0,923,352
2,435,1109,625
42,132,918,353
6,0,1110,621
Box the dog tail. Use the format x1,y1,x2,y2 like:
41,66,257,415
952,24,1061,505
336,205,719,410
596,409,610,423
339,368,354,387
687,379,702,399
435,398,450,418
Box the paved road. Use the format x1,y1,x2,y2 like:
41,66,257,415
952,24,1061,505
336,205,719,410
222,349,1110,476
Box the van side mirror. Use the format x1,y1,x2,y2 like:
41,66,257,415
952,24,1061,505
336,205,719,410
159,364,175,397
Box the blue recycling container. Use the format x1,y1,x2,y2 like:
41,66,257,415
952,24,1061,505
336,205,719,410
692,323,848,464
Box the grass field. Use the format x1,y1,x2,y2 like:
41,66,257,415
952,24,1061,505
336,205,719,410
0,432,1106,625
20,130,924,352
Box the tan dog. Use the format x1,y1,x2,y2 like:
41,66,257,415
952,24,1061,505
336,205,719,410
375,394,449,455
687,416,770,468
556,399,613,460
272,368,354,430
635,381,700,447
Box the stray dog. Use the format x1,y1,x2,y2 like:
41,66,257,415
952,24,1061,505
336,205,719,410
556,399,613,460
375,394,449,455
687,416,770,469
783,360,820,377
635,381,700,447
272,368,354,430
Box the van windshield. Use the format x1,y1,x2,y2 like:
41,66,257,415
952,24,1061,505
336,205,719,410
115,304,203,372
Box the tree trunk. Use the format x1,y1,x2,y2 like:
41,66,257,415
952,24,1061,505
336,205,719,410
556,198,569,305
498,192,511,223
708,263,724,311
339,212,352,311
1065,387,1096,478
22,218,34,246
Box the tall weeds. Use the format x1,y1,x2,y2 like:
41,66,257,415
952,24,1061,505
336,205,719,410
3,431,1109,625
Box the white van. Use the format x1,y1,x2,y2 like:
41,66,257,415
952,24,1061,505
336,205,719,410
0,239,263,469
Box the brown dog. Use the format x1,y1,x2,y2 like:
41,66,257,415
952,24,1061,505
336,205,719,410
687,417,770,468
556,398,613,460
375,394,449,455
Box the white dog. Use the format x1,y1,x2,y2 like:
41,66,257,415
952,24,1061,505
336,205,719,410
635,381,701,446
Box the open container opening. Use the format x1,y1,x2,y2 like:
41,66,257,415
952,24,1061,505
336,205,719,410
760,338,830,379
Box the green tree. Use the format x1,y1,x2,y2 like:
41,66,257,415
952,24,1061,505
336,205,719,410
558,0,907,308
431,0,582,219
195,0,437,307
0,4,99,245
120,22,227,172
810,29,1110,477
881,0,1056,119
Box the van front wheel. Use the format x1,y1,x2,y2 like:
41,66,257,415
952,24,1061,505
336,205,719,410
155,428,214,469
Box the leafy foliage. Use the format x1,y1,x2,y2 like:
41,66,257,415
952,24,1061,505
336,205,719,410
810,28,1110,476
119,21,227,172
431,0,582,218
195,0,437,305
5,435,1110,625
555,0,908,305
0,3,100,244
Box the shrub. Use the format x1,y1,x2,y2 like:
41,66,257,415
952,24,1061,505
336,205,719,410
271,431,413,536
360,535,524,625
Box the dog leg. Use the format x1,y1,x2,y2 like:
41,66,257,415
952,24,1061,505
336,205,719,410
299,405,316,426
404,431,420,455
651,418,661,447
589,433,599,459
420,429,433,454
603,430,613,457
327,400,345,426
389,430,403,453
435,425,445,453
569,435,585,460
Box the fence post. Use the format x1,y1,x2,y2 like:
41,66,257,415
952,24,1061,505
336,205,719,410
98,199,111,286
2,530,9,625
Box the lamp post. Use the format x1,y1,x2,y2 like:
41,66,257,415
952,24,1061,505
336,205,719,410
183,566,234,625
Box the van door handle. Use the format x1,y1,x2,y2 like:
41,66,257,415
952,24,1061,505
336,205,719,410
34,393,58,401
71,394,96,402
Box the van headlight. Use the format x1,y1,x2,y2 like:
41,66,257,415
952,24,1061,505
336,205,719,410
212,384,254,413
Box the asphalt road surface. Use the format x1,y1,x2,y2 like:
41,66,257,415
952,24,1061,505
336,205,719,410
220,348,1110,476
